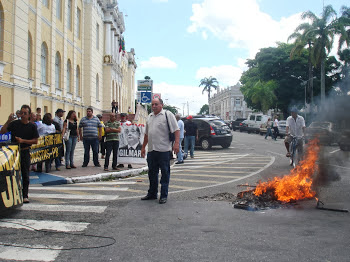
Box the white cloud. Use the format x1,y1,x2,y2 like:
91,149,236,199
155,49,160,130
153,82,208,115
196,65,243,87
188,0,303,59
140,56,177,69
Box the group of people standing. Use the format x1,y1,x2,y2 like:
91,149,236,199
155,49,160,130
265,115,280,140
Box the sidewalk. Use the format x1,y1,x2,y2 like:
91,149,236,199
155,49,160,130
29,141,148,185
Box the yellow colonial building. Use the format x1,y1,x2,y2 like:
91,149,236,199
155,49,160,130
0,0,136,124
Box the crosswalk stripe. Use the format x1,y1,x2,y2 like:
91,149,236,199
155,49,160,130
0,219,89,232
30,186,129,191
29,193,119,200
133,182,194,190
133,176,221,184
81,181,137,185
21,204,107,213
172,170,249,174
0,244,61,262
171,173,242,179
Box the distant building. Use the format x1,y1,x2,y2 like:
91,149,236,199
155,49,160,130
0,0,136,123
209,83,253,120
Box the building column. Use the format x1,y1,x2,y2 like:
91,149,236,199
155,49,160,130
105,23,111,55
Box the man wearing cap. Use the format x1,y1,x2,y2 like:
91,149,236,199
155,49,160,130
285,107,306,157
54,109,65,131
141,98,180,204
184,115,198,159
79,107,102,167
117,113,132,168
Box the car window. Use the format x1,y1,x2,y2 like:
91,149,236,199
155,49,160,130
209,120,227,127
256,116,262,121
249,115,255,121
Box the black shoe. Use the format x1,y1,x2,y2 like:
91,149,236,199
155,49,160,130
82,164,88,167
175,161,184,164
95,164,101,167
159,198,167,204
117,164,124,168
141,195,157,200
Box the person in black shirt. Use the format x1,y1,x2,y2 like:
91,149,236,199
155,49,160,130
61,110,80,169
1,105,39,203
184,115,198,159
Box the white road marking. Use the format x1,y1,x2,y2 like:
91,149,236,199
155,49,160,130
329,149,340,154
0,244,61,262
20,204,107,213
30,186,128,191
0,219,89,232
29,193,119,200
30,175,39,179
81,181,137,185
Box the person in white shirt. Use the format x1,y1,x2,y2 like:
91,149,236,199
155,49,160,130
175,114,184,164
272,115,279,140
285,107,306,157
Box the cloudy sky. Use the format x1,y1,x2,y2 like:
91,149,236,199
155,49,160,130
119,0,347,115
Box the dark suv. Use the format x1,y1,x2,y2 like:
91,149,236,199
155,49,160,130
182,117,232,150
231,118,246,131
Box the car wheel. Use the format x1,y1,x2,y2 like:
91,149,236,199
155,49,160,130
247,130,251,134
233,128,236,131
200,138,212,150
239,129,243,133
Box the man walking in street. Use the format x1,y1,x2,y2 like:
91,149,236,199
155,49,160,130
272,115,279,141
184,115,198,159
141,98,180,204
104,113,121,171
285,107,306,157
1,105,39,203
117,113,133,168
79,107,102,167
175,114,184,164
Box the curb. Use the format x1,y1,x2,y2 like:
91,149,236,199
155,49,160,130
65,166,149,184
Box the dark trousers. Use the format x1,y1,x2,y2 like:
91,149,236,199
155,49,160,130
104,140,119,168
147,151,171,199
83,138,99,166
100,136,106,156
273,127,279,139
21,150,31,199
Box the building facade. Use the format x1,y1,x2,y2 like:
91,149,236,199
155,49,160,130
0,0,136,124
209,83,253,120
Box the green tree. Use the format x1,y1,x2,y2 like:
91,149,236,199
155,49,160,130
199,76,219,104
298,5,339,103
198,104,209,115
144,76,151,80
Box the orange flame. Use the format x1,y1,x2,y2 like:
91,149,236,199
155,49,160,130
254,138,320,202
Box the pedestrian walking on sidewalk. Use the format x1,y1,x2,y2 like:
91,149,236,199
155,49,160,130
62,110,79,169
184,115,198,159
265,118,273,139
1,105,39,204
104,113,121,171
272,115,279,140
141,98,180,204
175,114,184,164
79,107,102,167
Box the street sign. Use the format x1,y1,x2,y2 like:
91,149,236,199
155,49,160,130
137,80,153,92
152,93,161,100
137,92,152,103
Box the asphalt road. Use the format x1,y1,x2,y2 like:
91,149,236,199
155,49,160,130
0,131,349,262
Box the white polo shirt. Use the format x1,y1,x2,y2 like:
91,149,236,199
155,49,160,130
286,115,305,137
145,109,179,152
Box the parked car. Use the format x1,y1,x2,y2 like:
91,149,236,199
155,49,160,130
305,121,339,145
182,117,233,150
338,129,350,151
224,120,232,129
239,120,249,132
231,118,246,131
260,120,286,139
244,114,271,134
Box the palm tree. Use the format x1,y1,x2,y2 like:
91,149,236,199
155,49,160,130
338,6,350,50
199,76,219,103
300,5,338,103
288,23,315,106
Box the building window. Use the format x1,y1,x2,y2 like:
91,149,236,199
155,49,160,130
41,42,48,84
43,0,49,8
67,0,72,30
28,33,32,78
67,60,71,93
76,8,81,38
55,52,61,89
96,74,99,100
235,98,241,106
56,0,62,20
76,65,80,96
96,23,99,50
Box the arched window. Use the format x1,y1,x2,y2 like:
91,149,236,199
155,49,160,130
96,74,99,100
76,65,80,96
67,59,71,93
56,0,62,20
0,2,4,60
55,52,61,89
28,33,33,78
41,42,48,84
